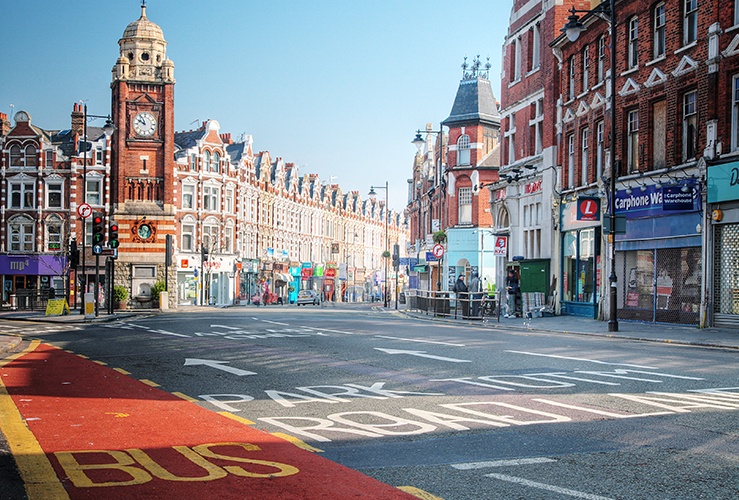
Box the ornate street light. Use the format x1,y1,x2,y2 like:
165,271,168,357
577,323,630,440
368,182,389,307
561,0,619,332
79,102,115,316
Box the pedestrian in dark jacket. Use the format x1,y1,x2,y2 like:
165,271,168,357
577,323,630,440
505,269,521,317
454,274,469,317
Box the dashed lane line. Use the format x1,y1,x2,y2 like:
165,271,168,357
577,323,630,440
452,457,556,470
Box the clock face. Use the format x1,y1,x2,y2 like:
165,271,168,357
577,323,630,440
133,111,157,137
137,223,152,240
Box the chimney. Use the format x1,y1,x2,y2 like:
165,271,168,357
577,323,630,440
220,132,232,144
0,112,9,137
71,103,84,136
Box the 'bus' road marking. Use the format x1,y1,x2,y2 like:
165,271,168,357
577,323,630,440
183,358,257,376
452,457,556,470
486,473,614,500
375,348,471,363
375,335,466,347
506,351,655,369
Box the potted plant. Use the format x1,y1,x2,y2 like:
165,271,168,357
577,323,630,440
113,285,129,310
150,280,166,304
433,230,447,244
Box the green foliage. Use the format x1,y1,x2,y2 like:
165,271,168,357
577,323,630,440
113,285,129,302
433,230,447,244
382,250,391,259
150,280,167,302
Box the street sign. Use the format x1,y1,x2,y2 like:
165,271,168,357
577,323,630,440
92,244,103,255
432,244,444,258
77,203,92,219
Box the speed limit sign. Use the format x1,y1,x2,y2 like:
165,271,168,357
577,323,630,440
432,244,445,258
77,203,93,219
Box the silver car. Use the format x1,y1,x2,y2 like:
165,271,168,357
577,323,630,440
296,289,320,305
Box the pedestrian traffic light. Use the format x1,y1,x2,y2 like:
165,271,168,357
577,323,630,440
92,212,105,245
70,239,79,268
109,221,119,248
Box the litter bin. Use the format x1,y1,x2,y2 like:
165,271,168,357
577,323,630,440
10,294,17,310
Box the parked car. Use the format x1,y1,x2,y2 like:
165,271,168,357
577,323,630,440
296,289,320,306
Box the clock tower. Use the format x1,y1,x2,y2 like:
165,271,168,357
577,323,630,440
110,2,176,306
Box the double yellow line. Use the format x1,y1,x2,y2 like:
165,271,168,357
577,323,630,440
0,340,69,499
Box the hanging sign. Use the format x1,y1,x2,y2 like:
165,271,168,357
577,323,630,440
493,236,508,256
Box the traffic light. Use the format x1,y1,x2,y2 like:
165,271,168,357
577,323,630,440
70,239,79,268
392,243,400,269
201,244,209,262
109,221,119,248
92,212,105,245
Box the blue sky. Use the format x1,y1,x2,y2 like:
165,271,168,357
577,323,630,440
1,1,511,212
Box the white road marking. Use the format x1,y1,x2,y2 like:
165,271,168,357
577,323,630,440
183,358,257,376
375,348,471,363
452,457,556,469
486,473,614,499
149,329,189,337
261,320,290,326
300,326,354,335
375,335,466,347
506,351,655,369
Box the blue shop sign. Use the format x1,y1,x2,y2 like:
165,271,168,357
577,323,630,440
707,161,739,203
615,179,700,218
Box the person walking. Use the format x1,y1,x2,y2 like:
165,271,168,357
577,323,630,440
505,269,521,318
453,273,469,318
469,271,482,317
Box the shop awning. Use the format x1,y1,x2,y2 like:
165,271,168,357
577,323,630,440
274,272,293,282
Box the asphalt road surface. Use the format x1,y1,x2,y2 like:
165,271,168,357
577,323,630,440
1,305,737,499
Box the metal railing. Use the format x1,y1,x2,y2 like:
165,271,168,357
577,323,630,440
405,289,501,322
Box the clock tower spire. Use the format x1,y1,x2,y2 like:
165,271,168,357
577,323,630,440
110,3,176,307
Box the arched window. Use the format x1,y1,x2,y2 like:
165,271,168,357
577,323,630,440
8,215,35,252
24,145,37,166
203,151,211,172
213,152,221,173
10,145,23,166
457,135,471,166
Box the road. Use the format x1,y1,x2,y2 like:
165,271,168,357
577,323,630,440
1,305,738,499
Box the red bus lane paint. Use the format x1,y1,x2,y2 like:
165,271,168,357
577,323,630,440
0,343,416,499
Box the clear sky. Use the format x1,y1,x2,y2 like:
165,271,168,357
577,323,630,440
1,0,511,212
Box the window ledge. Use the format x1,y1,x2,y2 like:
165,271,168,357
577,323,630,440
675,41,697,55
621,66,639,77
508,78,522,88
646,55,666,67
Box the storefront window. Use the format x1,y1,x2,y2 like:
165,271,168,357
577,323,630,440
620,246,701,324
562,228,598,304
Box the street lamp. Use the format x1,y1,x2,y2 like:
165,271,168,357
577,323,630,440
368,182,389,308
561,0,618,332
412,125,445,291
79,102,115,315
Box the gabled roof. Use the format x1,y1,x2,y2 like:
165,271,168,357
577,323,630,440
442,77,500,127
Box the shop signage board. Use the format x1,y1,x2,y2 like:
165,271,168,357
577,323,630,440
707,161,739,203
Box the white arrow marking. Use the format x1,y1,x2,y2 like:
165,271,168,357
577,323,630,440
184,358,257,376
374,348,471,363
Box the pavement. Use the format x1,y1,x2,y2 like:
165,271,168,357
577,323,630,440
0,302,737,353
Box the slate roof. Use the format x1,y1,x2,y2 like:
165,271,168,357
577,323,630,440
442,77,500,127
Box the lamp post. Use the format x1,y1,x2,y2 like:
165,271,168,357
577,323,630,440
412,125,445,291
561,0,618,332
79,102,115,315
368,182,389,307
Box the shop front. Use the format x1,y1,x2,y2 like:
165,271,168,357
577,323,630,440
707,161,739,327
1,254,68,310
614,180,702,325
559,198,601,318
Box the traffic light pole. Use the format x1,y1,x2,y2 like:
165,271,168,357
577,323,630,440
95,254,100,317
